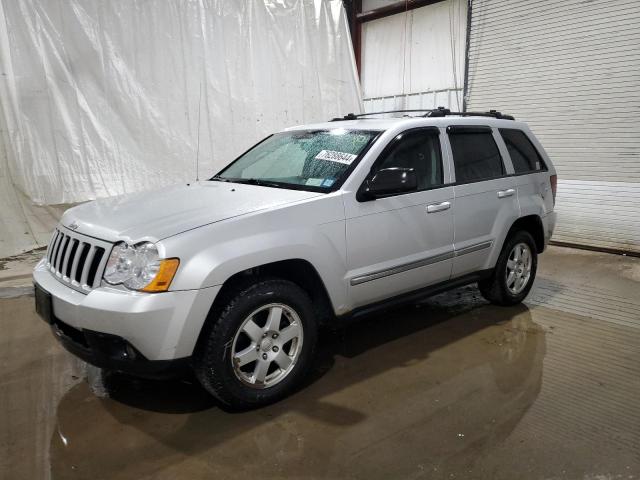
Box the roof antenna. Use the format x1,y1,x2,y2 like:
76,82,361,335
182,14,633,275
195,80,202,182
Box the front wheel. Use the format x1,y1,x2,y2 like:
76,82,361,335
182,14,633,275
194,279,317,409
479,231,538,306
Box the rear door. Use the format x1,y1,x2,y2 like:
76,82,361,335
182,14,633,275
345,127,454,308
446,125,519,277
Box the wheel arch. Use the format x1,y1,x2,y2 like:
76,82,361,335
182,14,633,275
506,215,545,253
196,259,335,350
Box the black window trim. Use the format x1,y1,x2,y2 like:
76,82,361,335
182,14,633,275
357,126,447,202
446,125,493,135
446,124,508,185
498,127,549,175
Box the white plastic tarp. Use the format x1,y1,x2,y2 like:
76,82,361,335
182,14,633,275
0,0,362,258
360,0,466,112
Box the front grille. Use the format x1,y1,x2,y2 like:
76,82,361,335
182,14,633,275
46,226,113,293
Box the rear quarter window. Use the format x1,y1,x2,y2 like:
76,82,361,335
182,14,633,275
499,128,547,174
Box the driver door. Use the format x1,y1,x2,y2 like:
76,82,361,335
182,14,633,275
344,128,455,309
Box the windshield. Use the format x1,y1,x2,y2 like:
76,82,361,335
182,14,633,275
214,129,379,191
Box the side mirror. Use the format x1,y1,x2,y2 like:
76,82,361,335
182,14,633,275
358,167,418,201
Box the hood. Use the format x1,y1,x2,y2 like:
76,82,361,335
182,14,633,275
60,181,322,243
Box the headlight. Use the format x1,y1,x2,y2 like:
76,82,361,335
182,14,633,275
104,242,179,292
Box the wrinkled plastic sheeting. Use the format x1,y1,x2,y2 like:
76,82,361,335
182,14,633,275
0,0,362,257
360,0,466,110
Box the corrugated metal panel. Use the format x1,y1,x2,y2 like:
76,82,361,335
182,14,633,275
466,0,640,253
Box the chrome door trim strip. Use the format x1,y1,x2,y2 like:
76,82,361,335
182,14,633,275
454,240,493,257
349,240,494,286
350,250,455,286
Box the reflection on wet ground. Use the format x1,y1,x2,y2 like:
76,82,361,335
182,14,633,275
1,247,639,479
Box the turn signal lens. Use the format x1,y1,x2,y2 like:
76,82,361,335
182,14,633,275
141,258,180,293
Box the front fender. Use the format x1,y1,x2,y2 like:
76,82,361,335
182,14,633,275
161,208,349,315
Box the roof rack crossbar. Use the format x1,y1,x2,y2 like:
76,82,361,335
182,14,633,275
330,107,514,121
425,107,515,120
330,109,435,121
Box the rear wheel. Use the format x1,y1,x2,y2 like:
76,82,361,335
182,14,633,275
479,231,537,306
194,279,317,409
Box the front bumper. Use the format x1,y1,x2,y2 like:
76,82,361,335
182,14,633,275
33,259,221,365
46,301,190,378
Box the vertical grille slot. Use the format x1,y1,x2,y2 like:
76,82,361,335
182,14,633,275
47,231,60,263
72,242,89,283
80,246,97,286
55,236,70,273
88,247,106,288
64,239,79,278
45,227,112,294
50,232,63,268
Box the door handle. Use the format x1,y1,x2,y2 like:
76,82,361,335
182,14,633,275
497,188,515,198
426,201,451,213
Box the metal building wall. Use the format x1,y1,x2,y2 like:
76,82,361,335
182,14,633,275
466,0,640,253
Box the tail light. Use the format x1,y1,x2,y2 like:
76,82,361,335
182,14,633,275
550,174,557,205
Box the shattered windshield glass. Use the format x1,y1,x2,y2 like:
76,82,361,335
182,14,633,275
214,129,379,191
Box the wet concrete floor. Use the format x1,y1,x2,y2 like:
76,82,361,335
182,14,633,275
1,246,639,479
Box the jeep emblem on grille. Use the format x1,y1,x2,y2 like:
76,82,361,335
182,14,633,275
68,221,79,231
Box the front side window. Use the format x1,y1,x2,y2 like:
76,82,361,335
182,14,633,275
448,127,505,183
215,129,379,191
500,128,546,174
373,129,444,191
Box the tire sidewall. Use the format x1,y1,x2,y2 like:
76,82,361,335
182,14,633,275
196,280,317,408
497,231,538,303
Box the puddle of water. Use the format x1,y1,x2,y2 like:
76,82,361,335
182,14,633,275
1,247,639,479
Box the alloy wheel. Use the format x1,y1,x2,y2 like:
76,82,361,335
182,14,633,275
505,242,533,295
231,303,304,388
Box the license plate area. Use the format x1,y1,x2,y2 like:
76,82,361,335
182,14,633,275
34,283,54,324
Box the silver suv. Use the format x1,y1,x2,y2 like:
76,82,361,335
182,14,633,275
33,108,557,408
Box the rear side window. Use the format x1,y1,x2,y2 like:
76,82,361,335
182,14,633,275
500,128,547,174
374,129,443,191
448,127,504,183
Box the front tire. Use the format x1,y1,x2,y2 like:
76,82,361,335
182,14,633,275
194,278,317,409
479,231,538,306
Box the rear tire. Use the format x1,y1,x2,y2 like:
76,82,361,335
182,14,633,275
479,231,537,306
194,278,317,409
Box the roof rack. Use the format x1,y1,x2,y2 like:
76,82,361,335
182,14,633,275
330,106,515,121
426,107,515,120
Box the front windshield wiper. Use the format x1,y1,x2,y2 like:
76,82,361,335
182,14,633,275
209,175,233,182
234,178,288,188
211,177,288,189
209,175,328,193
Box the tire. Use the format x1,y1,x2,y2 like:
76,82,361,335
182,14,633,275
479,231,538,306
194,278,318,409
